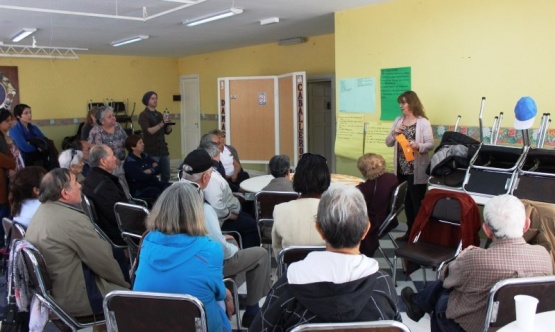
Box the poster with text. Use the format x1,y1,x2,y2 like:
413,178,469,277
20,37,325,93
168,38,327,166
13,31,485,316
335,113,364,159
380,67,411,121
339,77,375,113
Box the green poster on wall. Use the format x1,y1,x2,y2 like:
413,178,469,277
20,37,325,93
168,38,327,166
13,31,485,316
380,67,411,121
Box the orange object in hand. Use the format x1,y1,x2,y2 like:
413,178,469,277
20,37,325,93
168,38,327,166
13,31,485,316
395,134,415,162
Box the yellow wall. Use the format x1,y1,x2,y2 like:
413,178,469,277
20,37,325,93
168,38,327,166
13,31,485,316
335,0,555,175
0,55,181,156
0,35,334,163
178,34,335,119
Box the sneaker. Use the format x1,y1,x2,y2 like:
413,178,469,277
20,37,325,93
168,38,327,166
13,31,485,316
241,312,256,328
401,287,425,322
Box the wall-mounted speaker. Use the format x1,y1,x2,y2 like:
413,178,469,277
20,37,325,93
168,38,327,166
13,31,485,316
173,94,181,101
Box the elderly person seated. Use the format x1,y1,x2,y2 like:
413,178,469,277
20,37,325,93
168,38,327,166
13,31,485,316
88,106,129,196
133,182,233,332
25,168,129,319
250,185,402,331
401,194,553,332
58,149,85,184
9,166,47,227
356,153,399,257
200,141,260,249
272,153,330,257
261,154,294,192
123,135,169,204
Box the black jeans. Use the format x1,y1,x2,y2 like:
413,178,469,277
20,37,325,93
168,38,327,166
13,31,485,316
396,173,427,232
413,280,465,332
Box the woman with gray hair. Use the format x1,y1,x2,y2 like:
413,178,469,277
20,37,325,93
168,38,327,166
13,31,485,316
133,182,233,332
87,106,130,195
250,185,401,331
87,106,127,160
58,148,85,184
356,153,399,257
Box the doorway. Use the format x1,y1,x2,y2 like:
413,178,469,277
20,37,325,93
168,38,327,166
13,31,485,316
308,77,335,172
179,75,201,158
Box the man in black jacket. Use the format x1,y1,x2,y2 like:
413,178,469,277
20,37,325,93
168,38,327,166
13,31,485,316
82,144,128,245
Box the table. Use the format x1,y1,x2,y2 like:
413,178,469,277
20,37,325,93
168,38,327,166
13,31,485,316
240,174,364,193
497,310,555,331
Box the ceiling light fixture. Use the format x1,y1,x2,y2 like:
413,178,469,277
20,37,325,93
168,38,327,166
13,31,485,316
260,17,279,26
184,7,243,27
11,28,37,42
278,37,307,46
111,35,149,47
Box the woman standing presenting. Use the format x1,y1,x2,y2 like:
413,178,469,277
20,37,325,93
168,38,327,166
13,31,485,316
385,91,434,241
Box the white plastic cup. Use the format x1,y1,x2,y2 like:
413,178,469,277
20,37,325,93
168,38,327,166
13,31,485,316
514,295,539,331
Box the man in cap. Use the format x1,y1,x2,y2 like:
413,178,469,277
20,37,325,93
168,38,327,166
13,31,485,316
180,149,271,328
138,91,173,184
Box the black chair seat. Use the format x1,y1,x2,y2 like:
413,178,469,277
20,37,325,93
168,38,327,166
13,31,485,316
394,242,457,268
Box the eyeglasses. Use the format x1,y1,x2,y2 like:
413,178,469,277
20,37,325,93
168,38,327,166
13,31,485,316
70,149,77,164
301,153,327,163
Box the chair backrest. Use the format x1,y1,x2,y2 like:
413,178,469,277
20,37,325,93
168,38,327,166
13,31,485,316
11,221,26,242
2,217,13,244
81,194,123,247
255,191,300,220
378,181,407,238
413,193,471,251
103,290,207,332
430,197,462,226
20,243,104,330
114,202,149,237
482,275,555,331
289,320,410,332
277,246,326,278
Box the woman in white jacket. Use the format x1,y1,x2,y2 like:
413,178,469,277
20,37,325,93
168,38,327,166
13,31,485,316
385,91,434,241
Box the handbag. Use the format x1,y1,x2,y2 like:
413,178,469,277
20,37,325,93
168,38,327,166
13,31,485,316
1,296,30,332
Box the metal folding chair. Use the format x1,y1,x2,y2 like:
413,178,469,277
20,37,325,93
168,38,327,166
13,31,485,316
290,320,410,332
277,246,326,278
254,190,299,261
103,290,207,332
21,242,106,331
482,275,555,331
376,181,407,275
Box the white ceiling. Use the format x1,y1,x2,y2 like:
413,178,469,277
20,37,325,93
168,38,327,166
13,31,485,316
0,0,386,58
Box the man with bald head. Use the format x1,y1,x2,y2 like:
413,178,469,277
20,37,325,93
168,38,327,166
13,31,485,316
82,144,128,245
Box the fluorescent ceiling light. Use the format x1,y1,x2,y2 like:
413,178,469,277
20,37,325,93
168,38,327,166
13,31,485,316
184,7,243,27
260,17,279,26
111,35,149,47
11,28,37,42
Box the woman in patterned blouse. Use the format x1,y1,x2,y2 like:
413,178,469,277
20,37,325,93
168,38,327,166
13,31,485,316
385,91,434,242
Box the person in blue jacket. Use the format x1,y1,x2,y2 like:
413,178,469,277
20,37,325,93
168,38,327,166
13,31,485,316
9,103,55,168
133,182,234,332
123,134,169,204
